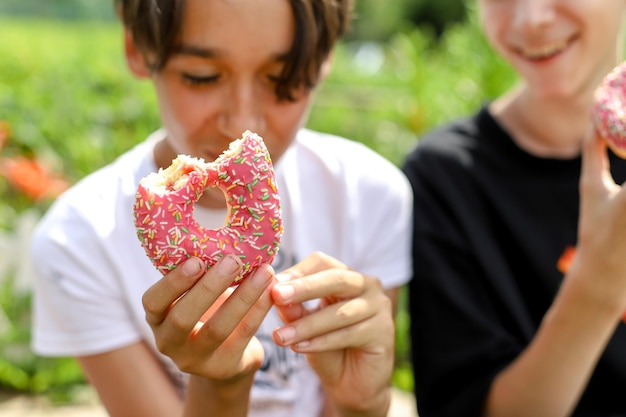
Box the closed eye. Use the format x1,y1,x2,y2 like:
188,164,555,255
182,73,221,86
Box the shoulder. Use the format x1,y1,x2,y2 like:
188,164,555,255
289,128,409,189
280,130,412,287
401,107,504,190
405,110,483,169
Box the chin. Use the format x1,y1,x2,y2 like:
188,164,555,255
525,76,582,100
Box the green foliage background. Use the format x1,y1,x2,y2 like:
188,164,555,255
0,7,517,403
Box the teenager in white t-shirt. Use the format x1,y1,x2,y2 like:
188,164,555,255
31,1,412,416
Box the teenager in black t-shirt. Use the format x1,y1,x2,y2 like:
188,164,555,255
403,1,626,416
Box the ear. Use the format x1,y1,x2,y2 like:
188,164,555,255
124,29,151,79
318,52,334,82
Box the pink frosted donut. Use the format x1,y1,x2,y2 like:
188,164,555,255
133,130,283,284
592,62,626,158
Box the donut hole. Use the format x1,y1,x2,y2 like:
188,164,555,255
193,205,229,229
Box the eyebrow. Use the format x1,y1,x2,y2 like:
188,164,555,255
171,44,219,58
171,43,290,62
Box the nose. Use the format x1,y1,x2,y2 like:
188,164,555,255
514,0,555,31
218,81,266,138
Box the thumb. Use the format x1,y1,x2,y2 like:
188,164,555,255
580,128,614,205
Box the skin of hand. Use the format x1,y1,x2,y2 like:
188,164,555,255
573,131,626,306
141,254,276,415
484,132,626,417
270,252,394,417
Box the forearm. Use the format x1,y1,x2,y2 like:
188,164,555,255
484,266,623,417
183,373,255,417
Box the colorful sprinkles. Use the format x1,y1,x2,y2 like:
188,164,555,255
593,62,626,157
133,130,283,284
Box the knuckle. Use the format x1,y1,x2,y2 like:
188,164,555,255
310,251,347,270
332,271,351,290
197,275,223,299
233,286,257,307
235,320,257,340
141,294,161,322
167,308,193,332
364,275,383,292
335,300,357,322
336,269,364,290
204,322,231,343
310,251,326,261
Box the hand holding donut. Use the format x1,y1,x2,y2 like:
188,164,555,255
142,255,276,382
574,129,626,317
581,62,626,315
271,252,394,416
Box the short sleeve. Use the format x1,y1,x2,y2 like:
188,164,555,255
351,157,413,290
31,204,142,357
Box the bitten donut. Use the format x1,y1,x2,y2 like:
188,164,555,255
592,61,626,158
133,130,283,284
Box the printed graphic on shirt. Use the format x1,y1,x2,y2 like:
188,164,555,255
557,245,576,274
247,244,321,415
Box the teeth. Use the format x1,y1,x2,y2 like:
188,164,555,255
523,39,569,59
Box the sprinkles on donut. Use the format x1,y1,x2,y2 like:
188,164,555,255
133,130,283,284
592,61,626,158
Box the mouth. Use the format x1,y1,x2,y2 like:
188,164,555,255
516,36,575,61
199,146,229,163
202,151,220,163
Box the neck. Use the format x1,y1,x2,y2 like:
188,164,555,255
490,82,594,159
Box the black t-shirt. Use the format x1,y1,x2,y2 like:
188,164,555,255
402,106,626,417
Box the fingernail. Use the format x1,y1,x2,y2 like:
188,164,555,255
276,326,296,344
182,258,202,277
252,265,274,285
218,255,242,275
295,340,310,349
274,283,295,302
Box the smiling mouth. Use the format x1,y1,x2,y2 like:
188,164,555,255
518,37,574,61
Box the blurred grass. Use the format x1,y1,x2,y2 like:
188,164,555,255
0,14,517,401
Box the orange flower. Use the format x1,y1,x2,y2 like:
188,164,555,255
556,245,576,274
0,156,69,201
0,121,10,152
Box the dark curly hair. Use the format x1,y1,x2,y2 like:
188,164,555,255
114,0,354,101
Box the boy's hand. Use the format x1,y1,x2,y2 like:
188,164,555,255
271,252,393,416
142,255,275,381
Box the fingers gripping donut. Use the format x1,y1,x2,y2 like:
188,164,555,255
592,61,626,158
133,130,283,283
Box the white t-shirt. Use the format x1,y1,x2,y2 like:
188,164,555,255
31,128,412,417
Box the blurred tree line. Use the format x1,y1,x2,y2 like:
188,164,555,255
352,0,469,40
0,0,469,41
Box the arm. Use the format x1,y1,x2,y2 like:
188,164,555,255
78,342,183,417
78,341,256,417
271,252,395,417
484,133,626,417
